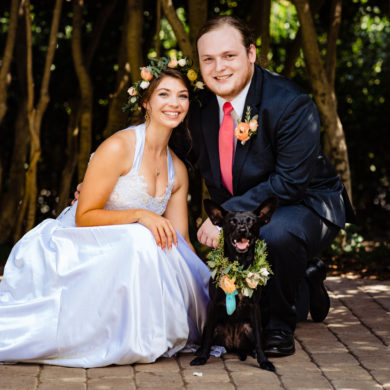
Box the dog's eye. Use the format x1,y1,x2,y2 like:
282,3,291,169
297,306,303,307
246,217,253,226
229,218,237,226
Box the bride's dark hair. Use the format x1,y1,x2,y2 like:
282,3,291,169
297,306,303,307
130,68,193,164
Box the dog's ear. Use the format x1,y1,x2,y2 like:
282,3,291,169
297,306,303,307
255,196,278,225
204,199,227,227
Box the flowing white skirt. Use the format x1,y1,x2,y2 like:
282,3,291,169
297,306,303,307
0,206,210,367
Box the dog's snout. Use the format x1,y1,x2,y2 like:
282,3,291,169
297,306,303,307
238,225,247,233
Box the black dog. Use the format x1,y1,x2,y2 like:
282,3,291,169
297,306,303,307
190,197,278,371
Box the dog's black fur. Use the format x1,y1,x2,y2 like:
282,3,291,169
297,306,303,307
190,197,278,371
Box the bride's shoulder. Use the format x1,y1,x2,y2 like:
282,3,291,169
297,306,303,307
99,127,136,155
169,149,188,191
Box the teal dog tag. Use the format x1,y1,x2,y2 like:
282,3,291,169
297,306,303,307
225,290,238,315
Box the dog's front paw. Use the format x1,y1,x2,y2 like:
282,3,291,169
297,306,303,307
194,347,204,356
190,356,208,366
259,360,275,372
238,352,247,361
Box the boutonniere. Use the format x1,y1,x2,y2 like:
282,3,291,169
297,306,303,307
234,106,259,145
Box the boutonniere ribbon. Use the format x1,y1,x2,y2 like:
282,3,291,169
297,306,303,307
234,106,259,145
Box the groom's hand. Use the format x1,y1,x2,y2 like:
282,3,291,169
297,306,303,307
71,183,83,205
197,218,220,248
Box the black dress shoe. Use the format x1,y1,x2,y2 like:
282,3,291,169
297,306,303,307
264,330,295,356
306,258,330,322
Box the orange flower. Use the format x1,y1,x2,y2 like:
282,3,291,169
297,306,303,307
234,122,250,142
168,56,178,68
246,272,261,289
140,67,153,81
187,69,197,82
220,275,236,294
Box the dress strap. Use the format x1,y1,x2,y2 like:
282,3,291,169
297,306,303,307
131,123,146,173
167,148,175,184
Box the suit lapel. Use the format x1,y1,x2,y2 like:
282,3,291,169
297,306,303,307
232,67,264,194
200,92,222,184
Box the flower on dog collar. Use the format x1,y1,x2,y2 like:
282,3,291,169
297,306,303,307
206,230,272,300
234,106,258,145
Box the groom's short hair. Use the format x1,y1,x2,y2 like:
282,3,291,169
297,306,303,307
196,16,255,52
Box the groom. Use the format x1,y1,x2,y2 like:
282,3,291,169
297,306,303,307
188,16,354,356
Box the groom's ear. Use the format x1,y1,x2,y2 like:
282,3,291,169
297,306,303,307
248,44,257,64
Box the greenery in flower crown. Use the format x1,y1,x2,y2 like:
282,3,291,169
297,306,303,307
206,230,273,298
122,56,205,113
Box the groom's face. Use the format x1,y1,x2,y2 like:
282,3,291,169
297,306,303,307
197,25,256,101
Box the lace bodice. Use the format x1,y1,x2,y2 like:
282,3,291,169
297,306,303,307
104,123,175,216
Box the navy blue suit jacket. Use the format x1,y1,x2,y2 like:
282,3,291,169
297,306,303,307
188,65,354,228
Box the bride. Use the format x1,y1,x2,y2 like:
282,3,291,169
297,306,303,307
0,60,210,368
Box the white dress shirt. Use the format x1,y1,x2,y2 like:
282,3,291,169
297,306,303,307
216,79,252,153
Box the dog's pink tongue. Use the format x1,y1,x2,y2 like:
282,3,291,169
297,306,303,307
235,238,249,250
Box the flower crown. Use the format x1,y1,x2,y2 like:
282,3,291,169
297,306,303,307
123,56,205,113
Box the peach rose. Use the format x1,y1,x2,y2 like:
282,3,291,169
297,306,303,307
127,87,138,96
187,69,197,82
219,275,236,294
246,272,261,289
234,122,250,142
140,67,153,81
168,56,178,68
249,119,258,132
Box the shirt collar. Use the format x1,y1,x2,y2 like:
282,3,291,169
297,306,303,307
216,79,252,123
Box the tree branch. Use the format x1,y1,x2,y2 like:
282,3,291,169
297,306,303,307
0,0,20,126
161,0,195,59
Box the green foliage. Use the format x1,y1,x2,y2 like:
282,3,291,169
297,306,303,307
206,230,272,297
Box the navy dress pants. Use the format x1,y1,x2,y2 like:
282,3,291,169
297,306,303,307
259,203,340,333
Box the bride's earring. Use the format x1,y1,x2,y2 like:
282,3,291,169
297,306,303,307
145,111,150,122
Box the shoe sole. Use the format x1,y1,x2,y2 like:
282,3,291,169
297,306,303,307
264,347,295,357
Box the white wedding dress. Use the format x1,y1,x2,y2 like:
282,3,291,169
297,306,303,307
0,123,210,368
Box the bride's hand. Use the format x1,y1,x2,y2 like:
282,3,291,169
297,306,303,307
138,210,178,250
71,183,83,205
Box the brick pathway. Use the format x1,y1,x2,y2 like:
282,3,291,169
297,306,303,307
1,276,389,390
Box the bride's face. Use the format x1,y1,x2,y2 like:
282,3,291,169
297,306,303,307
145,76,189,129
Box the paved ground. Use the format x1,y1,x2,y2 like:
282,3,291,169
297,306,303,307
1,276,389,390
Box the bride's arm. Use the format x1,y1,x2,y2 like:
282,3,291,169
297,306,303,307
75,133,177,249
75,132,137,226
163,154,195,252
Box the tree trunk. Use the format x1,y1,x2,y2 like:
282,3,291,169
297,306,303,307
188,0,207,64
161,0,195,59
13,0,63,241
102,0,141,140
72,0,93,182
293,0,352,200
155,0,162,57
282,0,324,78
56,99,80,213
325,0,342,88
0,0,19,127
126,0,144,83
57,0,117,211
0,14,30,244
258,0,271,69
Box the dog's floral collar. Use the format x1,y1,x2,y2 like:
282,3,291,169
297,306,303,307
206,230,272,315
234,106,259,145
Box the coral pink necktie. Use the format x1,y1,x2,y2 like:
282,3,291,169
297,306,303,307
219,102,234,194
